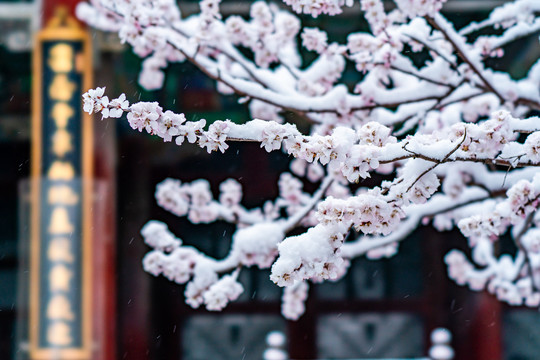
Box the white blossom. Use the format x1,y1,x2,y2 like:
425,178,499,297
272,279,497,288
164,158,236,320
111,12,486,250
301,28,328,53
203,273,244,311
281,281,308,320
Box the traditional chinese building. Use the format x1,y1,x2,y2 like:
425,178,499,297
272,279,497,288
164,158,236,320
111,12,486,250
0,0,539,359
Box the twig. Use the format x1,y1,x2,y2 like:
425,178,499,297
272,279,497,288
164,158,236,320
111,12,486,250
406,129,467,192
282,175,334,233
402,33,459,72
427,14,505,103
513,210,540,291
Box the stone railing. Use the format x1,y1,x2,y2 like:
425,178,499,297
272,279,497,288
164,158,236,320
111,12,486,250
263,328,454,360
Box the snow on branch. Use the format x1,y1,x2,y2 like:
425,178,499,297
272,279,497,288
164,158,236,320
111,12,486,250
79,0,540,319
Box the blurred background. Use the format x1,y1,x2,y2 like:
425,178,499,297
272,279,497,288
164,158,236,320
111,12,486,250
1,0,540,359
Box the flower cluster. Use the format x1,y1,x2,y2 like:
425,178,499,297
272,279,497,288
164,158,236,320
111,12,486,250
139,55,167,90
459,176,540,241
357,121,397,147
270,224,349,286
317,193,405,236
185,265,219,308
360,0,388,35
301,28,328,53
109,0,181,57
219,179,242,207
83,87,129,118
396,166,441,205
395,0,448,18
444,250,481,289
232,223,284,268
141,222,199,284
223,2,301,68
141,220,181,251
277,173,309,216
444,173,540,307
203,273,244,311
281,281,308,320
260,122,289,152
282,0,353,17
127,101,163,133
199,120,230,153
445,248,540,307
524,132,540,163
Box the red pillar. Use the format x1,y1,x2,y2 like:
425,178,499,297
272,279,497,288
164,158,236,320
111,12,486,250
41,0,81,26
471,293,503,360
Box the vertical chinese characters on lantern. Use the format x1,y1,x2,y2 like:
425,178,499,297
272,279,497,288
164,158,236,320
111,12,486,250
30,9,92,360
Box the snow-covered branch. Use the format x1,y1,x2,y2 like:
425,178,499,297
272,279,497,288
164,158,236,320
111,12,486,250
78,0,540,318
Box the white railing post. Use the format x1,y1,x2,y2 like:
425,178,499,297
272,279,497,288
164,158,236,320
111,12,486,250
262,327,454,360
263,331,288,360
428,328,454,360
